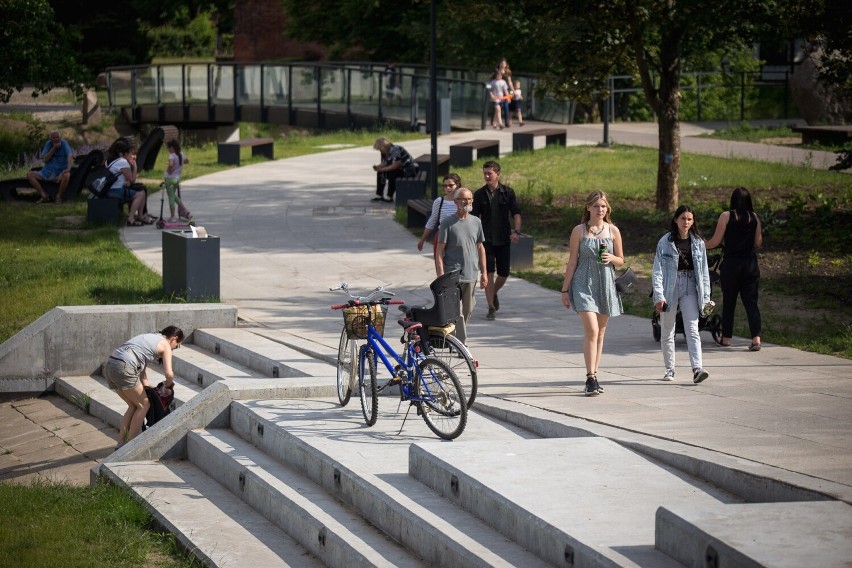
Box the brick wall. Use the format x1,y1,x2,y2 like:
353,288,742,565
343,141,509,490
233,0,326,61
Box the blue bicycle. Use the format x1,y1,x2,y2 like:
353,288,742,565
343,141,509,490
331,284,468,440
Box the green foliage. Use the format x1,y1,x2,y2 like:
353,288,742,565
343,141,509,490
145,11,217,59
0,0,89,102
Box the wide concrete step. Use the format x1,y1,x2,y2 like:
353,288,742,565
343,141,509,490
228,399,553,568
172,343,275,388
100,460,324,568
656,501,852,568
409,437,711,567
54,367,202,430
187,428,425,567
194,328,332,379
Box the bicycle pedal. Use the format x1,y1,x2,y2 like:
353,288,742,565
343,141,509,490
388,377,401,386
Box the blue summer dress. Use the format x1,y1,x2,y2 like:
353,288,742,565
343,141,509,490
570,224,623,316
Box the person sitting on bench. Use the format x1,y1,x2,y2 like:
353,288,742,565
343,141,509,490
28,130,74,204
105,138,148,226
371,137,418,203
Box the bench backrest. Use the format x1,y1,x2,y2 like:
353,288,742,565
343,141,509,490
135,127,166,172
65,150,104,200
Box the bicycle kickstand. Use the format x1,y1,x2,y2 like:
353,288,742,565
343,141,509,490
395,401,417,436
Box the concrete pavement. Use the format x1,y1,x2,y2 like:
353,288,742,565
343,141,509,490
120,122,851,490
3,121,850,497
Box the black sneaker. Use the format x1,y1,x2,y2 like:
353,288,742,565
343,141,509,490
693,368,709,383
493,293,500,311
584,377,599,396
594,378,604,393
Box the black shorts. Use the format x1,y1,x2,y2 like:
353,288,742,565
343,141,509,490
484,242,511,277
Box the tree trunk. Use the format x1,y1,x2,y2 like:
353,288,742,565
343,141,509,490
655,36,682,212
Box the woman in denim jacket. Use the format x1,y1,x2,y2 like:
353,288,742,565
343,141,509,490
652,205,712,384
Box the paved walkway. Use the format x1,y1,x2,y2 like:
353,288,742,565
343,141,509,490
3,121,850,492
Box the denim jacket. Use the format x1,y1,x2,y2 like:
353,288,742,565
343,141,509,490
651,232,711,305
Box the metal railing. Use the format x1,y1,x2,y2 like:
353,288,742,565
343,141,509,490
104,62,797,130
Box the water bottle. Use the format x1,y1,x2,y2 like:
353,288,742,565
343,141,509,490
597,243,607,264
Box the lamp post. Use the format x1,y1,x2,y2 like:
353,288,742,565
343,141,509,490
429,0,438,199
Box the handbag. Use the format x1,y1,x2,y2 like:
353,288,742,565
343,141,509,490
88,160,120,198
615,267,637,294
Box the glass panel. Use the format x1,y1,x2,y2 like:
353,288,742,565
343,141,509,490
291,66,318,108
211,65,234,104
238,65,261,105
264,65,289,105
185,65,209,103
159,65,183,105
135,67,158,105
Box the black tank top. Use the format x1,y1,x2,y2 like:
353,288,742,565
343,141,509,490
724,211,757,258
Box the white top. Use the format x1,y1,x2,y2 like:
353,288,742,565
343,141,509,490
165,151,184,180
426,196,459,230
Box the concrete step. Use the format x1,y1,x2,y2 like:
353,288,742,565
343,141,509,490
228,398,553,568
54,368,202,430
172,344,271,388
656,501,852,568
409,437,713,567
194,328,332,379
100,460,324,568
187,428,425,567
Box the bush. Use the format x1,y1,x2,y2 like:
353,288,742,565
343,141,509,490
146,12,216,59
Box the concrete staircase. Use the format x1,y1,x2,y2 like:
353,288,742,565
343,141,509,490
55,327,852,568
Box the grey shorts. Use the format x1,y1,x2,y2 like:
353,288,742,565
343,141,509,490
103,357,141,391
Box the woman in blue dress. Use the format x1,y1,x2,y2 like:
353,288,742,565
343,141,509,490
561,191,625,396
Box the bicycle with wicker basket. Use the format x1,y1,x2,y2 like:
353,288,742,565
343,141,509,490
330,283,468,440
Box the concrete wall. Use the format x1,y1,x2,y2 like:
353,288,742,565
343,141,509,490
0,304,238,392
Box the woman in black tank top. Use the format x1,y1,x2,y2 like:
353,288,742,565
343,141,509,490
706,187,763,350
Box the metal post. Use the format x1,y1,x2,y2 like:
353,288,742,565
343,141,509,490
696,73,702,122
346,68,352,127
429,0,438,200
600,77,611,147
740,71,745,121
181,64,187,122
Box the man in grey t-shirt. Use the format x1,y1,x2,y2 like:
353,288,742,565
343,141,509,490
436,187,488,344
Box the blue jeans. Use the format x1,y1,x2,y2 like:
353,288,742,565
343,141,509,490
660,271,703,372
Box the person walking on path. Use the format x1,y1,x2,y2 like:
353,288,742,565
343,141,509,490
488,71,509,129
471,160,522,320
417,173,462,256
561,190,624,396
705,187,763,350
102,326,184,449
435,187,488,345
652,205,713,384
371,137,418,202
28,130,73,204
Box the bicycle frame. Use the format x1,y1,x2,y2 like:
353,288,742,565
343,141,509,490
361,323,418,395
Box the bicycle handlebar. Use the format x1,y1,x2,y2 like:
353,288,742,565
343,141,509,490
329,282,396,307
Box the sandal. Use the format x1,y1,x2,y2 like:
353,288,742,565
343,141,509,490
126,219,143,227
141,215,156,225
748,342,761,351
36,196,51,204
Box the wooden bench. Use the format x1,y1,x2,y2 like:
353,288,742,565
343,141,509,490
449,139,500,168
0,149,103,202
217,137,274,166
415,153,450,182
512,128,568,152
393,170,427,206
791,125,852,146
406,198,433,228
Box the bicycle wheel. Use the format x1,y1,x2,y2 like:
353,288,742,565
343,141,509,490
336,328,356,406
415,357,467,440
427,333,477,408
358,345,378,426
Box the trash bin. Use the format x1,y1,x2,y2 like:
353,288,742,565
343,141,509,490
426,98,452,134
162,230,220,300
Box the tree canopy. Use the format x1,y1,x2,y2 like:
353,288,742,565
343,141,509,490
0,0,89,103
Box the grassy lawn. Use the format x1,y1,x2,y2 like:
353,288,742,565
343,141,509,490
442,144,852,358
0,480,202,567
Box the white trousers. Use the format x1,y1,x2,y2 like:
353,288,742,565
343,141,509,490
660,271,703,372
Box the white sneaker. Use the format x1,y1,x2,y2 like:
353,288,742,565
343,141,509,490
662,369,676,381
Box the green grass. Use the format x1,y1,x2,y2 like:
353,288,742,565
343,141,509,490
427,144,852,358
0,480,202,567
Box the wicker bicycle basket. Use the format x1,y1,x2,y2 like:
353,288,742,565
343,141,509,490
342,304,387,339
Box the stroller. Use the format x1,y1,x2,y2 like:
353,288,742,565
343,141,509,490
651,252,723,344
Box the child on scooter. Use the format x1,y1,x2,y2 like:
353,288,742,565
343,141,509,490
164,139,190,222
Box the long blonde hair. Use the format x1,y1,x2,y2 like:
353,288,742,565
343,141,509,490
580,190,613,225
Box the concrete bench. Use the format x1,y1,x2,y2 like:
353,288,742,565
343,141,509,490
407,198,433,228
449,139,500,168
217,137,274,165
510,234,534,271
791,125,852,146
512,128,568,152
394,171,427,206
415,153,450,183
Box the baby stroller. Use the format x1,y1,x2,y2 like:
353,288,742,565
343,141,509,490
651,252,723,344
